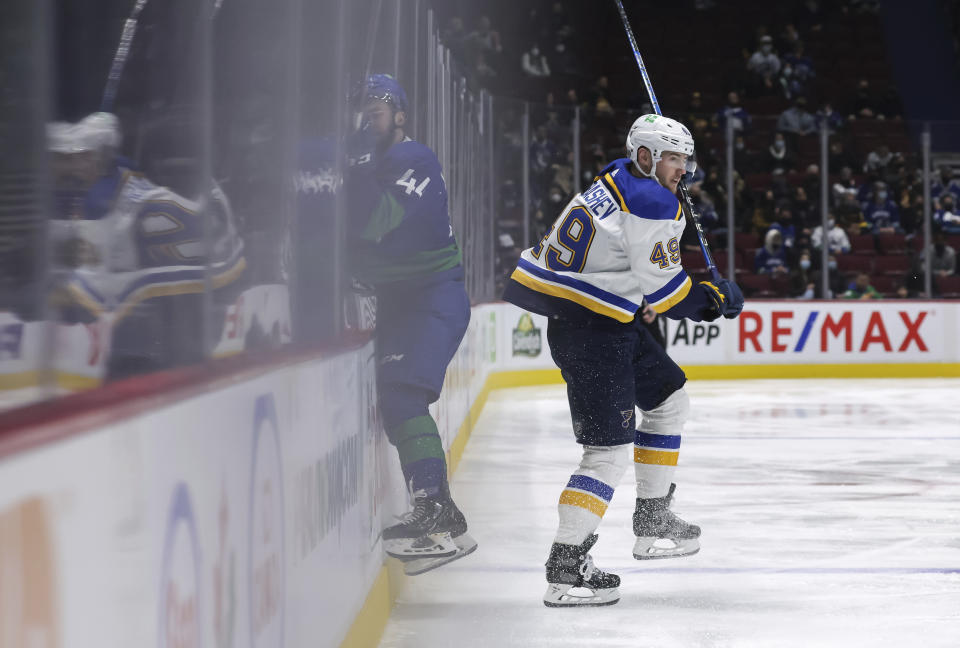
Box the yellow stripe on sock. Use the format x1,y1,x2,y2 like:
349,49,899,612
558,490,608,516
633,447,679,466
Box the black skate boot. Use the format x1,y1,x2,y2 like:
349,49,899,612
632,483,701,560
383,486,477,576
543,534,620,607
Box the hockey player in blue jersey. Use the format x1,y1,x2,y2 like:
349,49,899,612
503,114,744,607
346,75,475,575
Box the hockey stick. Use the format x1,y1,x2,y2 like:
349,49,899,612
612,0,720,281
101,0,151,112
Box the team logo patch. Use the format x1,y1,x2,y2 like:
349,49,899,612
512,313,542,357
621,409,634,429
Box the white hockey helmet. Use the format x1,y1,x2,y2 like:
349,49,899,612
47,112,121,153
625,114,696,178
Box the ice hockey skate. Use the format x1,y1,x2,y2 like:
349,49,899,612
382,488,477,576
632,483,701,559
543,534,620,607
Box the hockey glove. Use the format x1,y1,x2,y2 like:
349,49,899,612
700,279,744,320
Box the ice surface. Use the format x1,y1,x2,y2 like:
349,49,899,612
379,379,960,648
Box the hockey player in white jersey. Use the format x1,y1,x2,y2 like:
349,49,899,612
503,114,744,607
48,112,246,378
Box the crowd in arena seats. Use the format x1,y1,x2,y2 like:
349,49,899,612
431,0,960,299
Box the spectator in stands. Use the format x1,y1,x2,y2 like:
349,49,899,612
780,43,815,99
838,192,867,237
733,134,758,173
832,166,859,205
791,249,819,298
824,253,847,297
800,165,820,206
922,232,957,277
475,52,497,79
932,166,960,201
849,78,878,119
862,181,900,233
521,45,550,77
863,143,894,175
764,132,796,174
552,41,577,76
898,188,923,235
934,194,960,233
442,17,468,61
468,16,502,56
777,97,817,136
686,90,706,122
829,143,857,177
715,91,751,133
811,214,851,254
770,205,798,249
779,23,803,52
689,183,721,233
816,102,844,134
755,228,789,275
746,35,781,95
843,272,881,299
753,188,778,232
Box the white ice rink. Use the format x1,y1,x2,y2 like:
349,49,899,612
379,379,960,648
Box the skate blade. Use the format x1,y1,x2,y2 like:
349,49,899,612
633,536,700,560
403,533,478,576
543,583,620,607
385,532,458,560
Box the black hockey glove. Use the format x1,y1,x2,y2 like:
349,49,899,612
700,279,744,321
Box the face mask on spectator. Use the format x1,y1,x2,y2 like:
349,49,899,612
877,191,888,201
531,47,539,56
762,45,772,54
774,140,785,151
800,258,811,270
550,192,563,203
735,141,744,150
828,260,837,270
827,219,835,228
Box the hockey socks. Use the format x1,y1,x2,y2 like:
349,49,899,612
634,389,688,499
555,444,628,545
388,415,448,496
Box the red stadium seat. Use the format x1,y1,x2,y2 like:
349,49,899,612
837,254,874,275
869,274,899,295
849,234,876,255
681,252,707,273
739,273,775,297
936,275,960,298
873,255,911,275
734,232,761,252
877,233,908,255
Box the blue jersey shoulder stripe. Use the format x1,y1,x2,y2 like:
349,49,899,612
645,270,690,303
517,258,638,312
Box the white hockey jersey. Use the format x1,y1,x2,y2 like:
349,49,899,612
50,162,246,323
503,157,711,323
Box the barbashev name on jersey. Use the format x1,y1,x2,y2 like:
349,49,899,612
503,158,711,324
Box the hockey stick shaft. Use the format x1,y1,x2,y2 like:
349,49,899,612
101,0,151,112
612,0,720,281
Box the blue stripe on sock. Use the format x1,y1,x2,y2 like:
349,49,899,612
566,474,614,501
634,430,682,450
